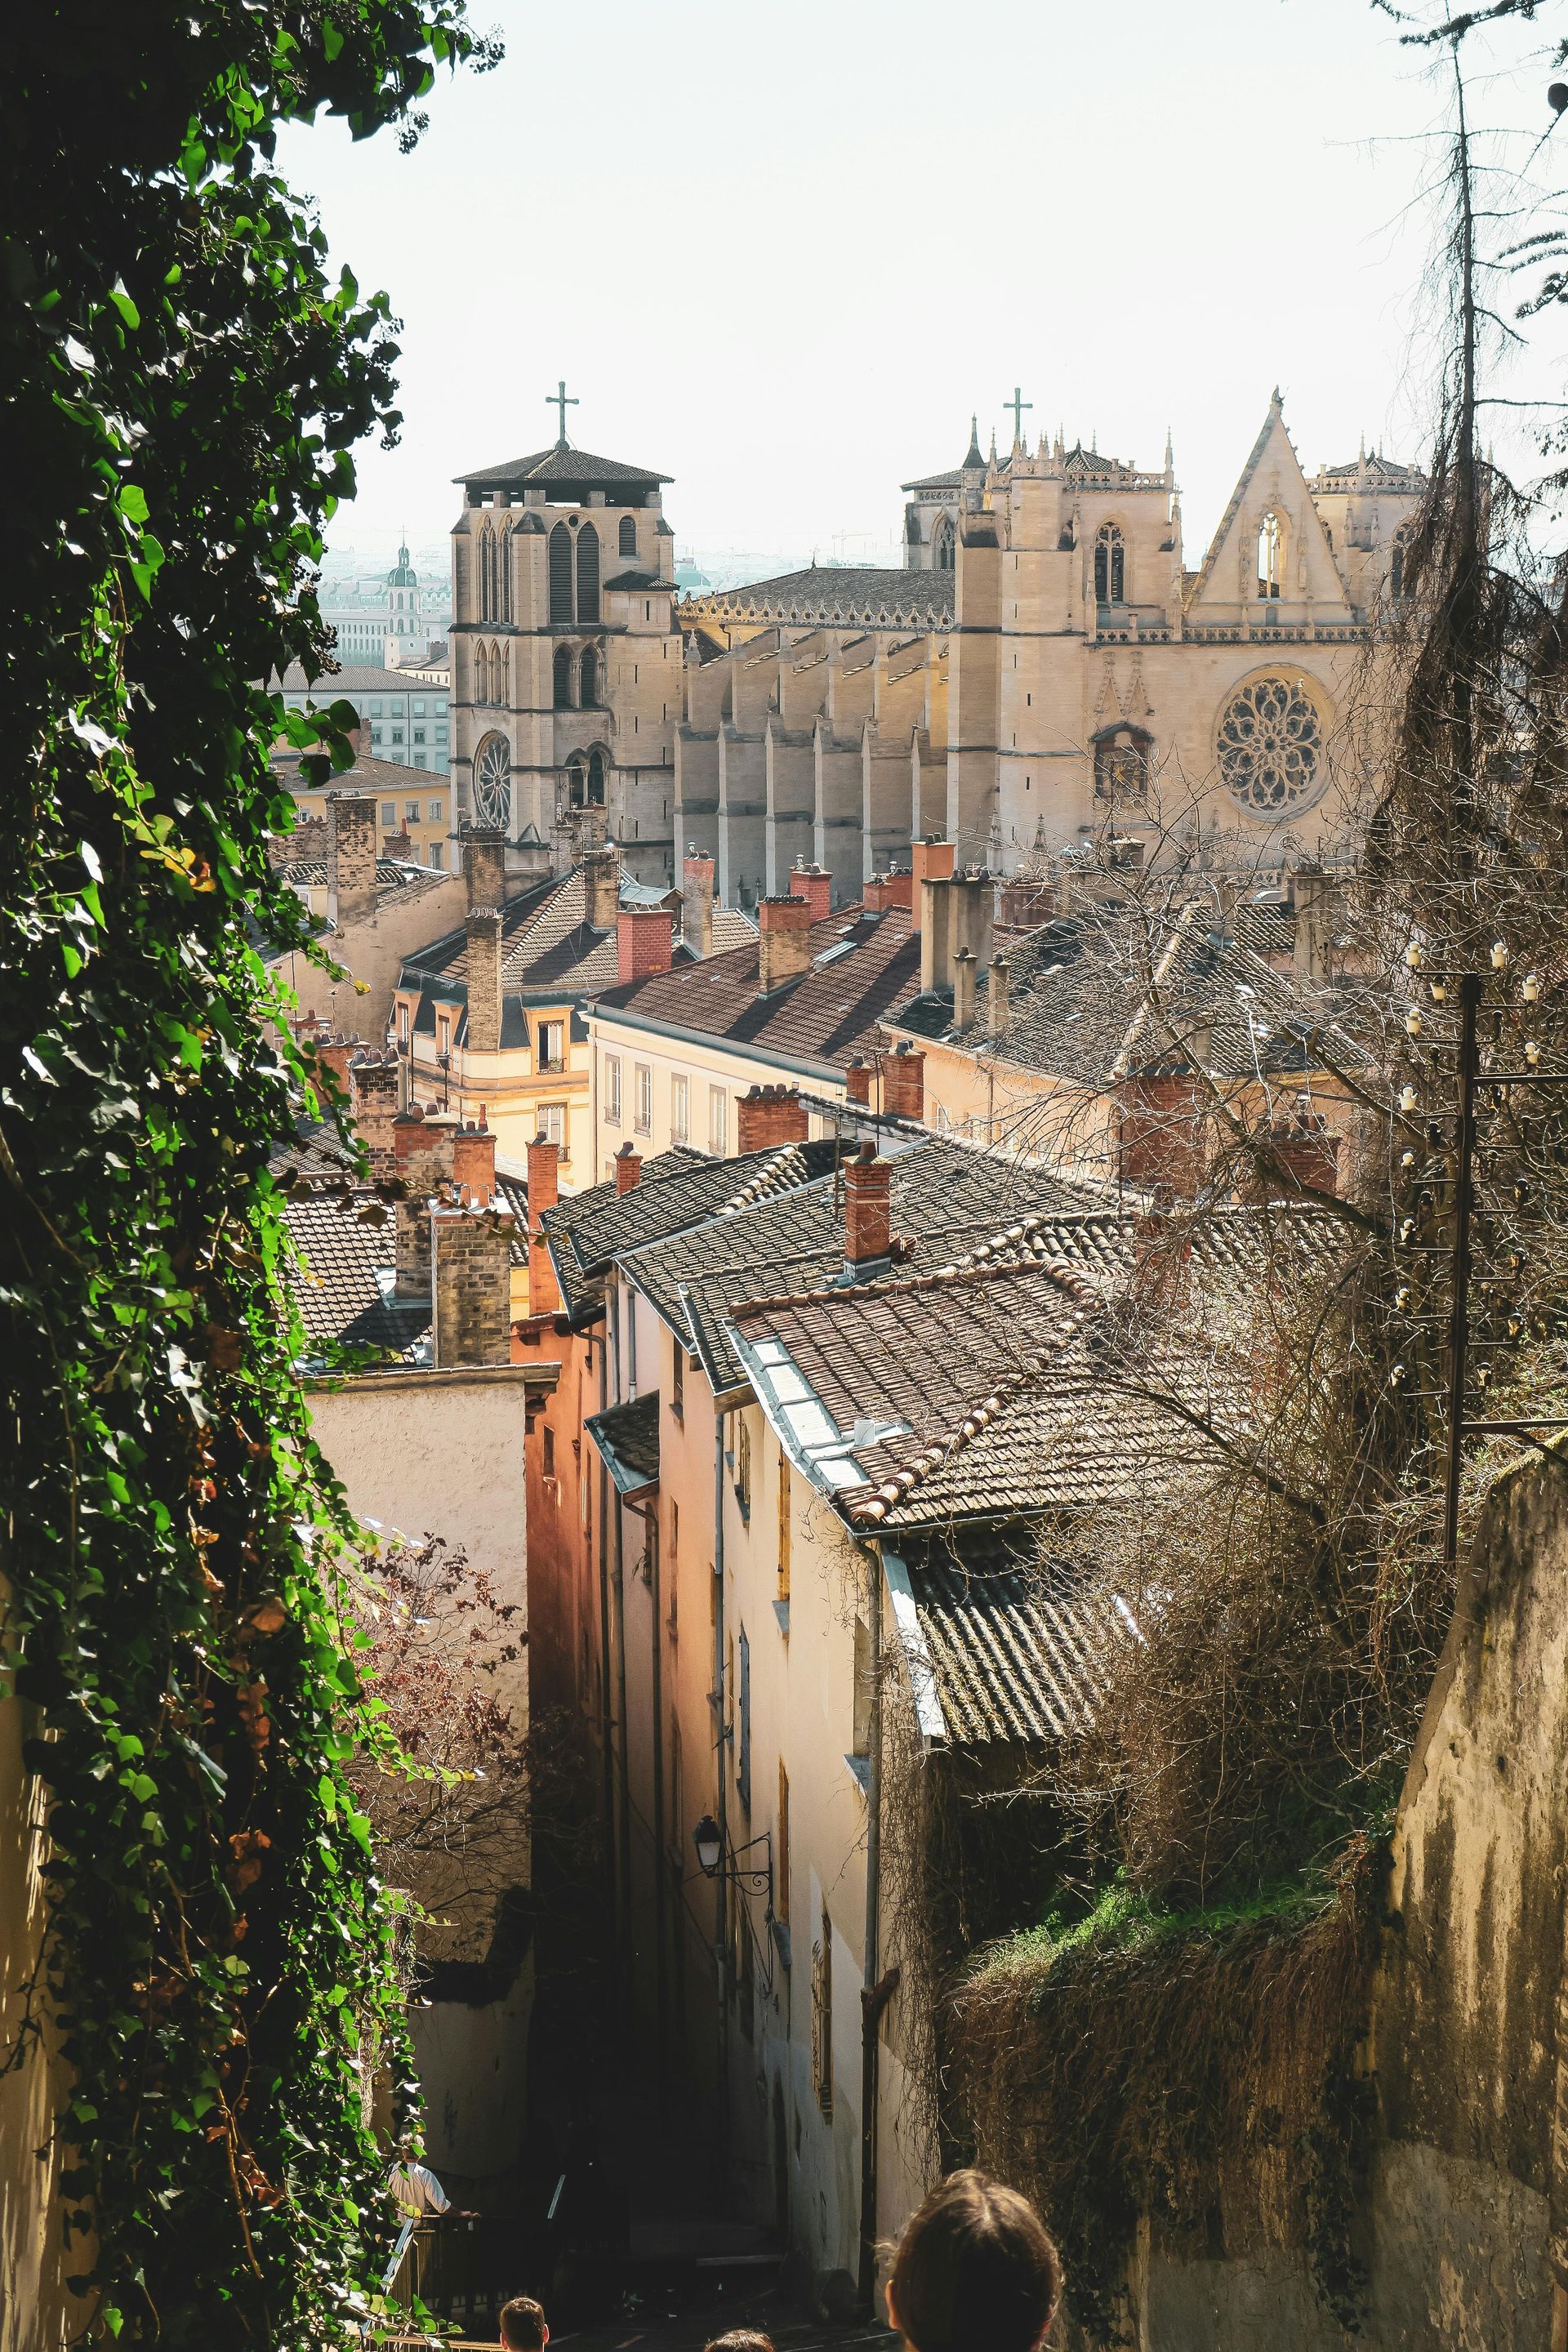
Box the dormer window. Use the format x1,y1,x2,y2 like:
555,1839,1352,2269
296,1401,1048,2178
1257,510,1284,599
1094,522,1125,606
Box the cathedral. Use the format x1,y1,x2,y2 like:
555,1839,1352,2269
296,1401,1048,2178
448,393,1422,903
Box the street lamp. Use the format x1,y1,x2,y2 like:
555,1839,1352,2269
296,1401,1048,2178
693,1814,723,1877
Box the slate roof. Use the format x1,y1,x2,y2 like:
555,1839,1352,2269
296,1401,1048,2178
454,444,672,492
274,750,452,794
888,893,1359,1085
274,663,448,696
894,1526,1138,1744
621,1137,1105,1397
1315,451,1424,490
585,1392,662,1494
590,905,924,1076
541,1141,840,1321
728,1202,1335,1533
679,567,955,632
282,1192,430,1364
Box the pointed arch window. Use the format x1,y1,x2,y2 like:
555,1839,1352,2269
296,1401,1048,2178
1093,722,1152,804
577,523,600,624
1094,523,1125,607
549,523,574,624
566,756,588,810
619,514,638,558
1257,511,1284,599
496,642,510,707
498,531,511,623
932,514,956,572
580,644,599,707
474,641,490,706
1390,523,1415,602
554,644,573,710
587,748,607,805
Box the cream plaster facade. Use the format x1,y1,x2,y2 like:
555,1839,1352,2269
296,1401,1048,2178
587,1013,847,1187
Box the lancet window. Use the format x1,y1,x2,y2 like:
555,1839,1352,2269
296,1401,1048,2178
581,645,599,707
1257,511,1284,599
1094,523,1125,606
577,523,600,624
554,645,573,710
619,514,638,558
1093,723,1152,803
549,523,574,624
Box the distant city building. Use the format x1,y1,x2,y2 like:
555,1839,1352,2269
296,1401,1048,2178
274,661,452,859
321,541,450,670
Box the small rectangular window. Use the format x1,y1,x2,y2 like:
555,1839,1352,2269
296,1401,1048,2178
634,1062,653,1134
413,729,425,746
390,728,404,745
812,1910,833,2117
671,1346,684,1419
429,800,443,822
428,840,443,869
736,1415,751,1521
381,802,396,826
604,1055,622,1126
539,1019,564,1071
543,1423,555,1479
370,700,384,717
670,1074,689,1143
709,1085,728,1156
405,800,420,822
542,1102,566,1155
413,700,427,717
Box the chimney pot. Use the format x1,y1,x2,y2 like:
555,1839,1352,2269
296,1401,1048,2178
615,1140,644,1194
682,846,716,960
432,1200,514,1368
987,953,1011,1038
844,1058,871,1106
843,1143,892,1277
882,1042,925,1123
586,848,621,932
952,945,977,1032
327,791,378,929
787,862,832,924
465,907,505,1055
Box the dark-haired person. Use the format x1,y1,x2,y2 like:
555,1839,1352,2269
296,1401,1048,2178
886,2171,1062,2352
499,2296,550,2351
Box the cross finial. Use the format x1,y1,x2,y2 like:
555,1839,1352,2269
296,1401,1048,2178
1005,385,1033,446
546,379,579,447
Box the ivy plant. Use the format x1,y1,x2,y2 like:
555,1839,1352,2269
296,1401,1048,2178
1,5,497,2339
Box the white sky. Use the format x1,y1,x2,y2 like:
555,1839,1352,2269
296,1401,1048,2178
274,0,1548,581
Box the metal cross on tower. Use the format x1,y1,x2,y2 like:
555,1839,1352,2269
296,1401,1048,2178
1005,385,1033,443
546,379,578,445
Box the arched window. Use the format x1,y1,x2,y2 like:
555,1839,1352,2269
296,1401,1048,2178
580,644,599,706
549,523,574,624
619,514,638,558
498,532,511,623
577,523,600,624
587,748,607,805
474,734,511,830
476,641,492,706
566,756,588,810
932,514,956,572
1390,523,1415,602
1093,723,1152,804
1257,511,1284,599
554,645,573,710
497,642,510,707
1094,523,1125,607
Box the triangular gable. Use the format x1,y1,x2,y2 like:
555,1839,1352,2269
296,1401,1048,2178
1186,394,1351,618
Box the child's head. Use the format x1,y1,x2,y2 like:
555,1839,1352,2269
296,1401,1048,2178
887,2170,1061,2352
703,2334,774,2352
499,2296,549,2352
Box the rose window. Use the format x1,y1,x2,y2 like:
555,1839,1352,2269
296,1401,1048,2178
1216,676,1324,814
474,737,511,830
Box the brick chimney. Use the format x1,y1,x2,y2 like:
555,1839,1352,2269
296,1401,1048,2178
327,791,378,928
1117,1076,1208,1199
617,906,675,985
463,826,506,912
586,847,621,932
432,1201,515,1368
526,1131,560,1316
920,870,994,995
844,1058,872,1106
864,866,913,914
1253,1099,1341,1200
736,1083,810,1154
394,1109,458,1296
952,947,977,1033
348,1054,399,1181
452,1112,496,1207
787,862,832,924
843,1142,892,1281
882,1042,924,1121
682,845,715,960
466,908,504,1054
309,1033,355,1107
987,954,1010,1038
911,837,956,926
615,1140,643,1194
757,893,812,992
998,877,1057,929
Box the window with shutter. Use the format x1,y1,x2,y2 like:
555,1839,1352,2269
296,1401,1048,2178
549,523,573,623
554,645,572,709
619,514,638,558
580,645,599,706
577,522,600,623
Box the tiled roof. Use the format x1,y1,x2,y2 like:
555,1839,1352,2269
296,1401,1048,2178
728,1202,1335,1532
591,905,925,1075
274,663,449,695
1315,451,1424,490
455,444,672,491
585,1392,662,1494
283,1193,430,1363
889,893,1359,1085
621,1138,1105,1396
280,858,447,897
270,1120,355,1183
901,467,965,492
274,751,452,794
541,1141,838,1319
397,862,733,1011
893,1527,1138,1744
679,567,955,631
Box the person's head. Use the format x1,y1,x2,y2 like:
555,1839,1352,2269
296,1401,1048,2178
703,2334,774,2352
887,2170,1062,2352
499,2296,549,2352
